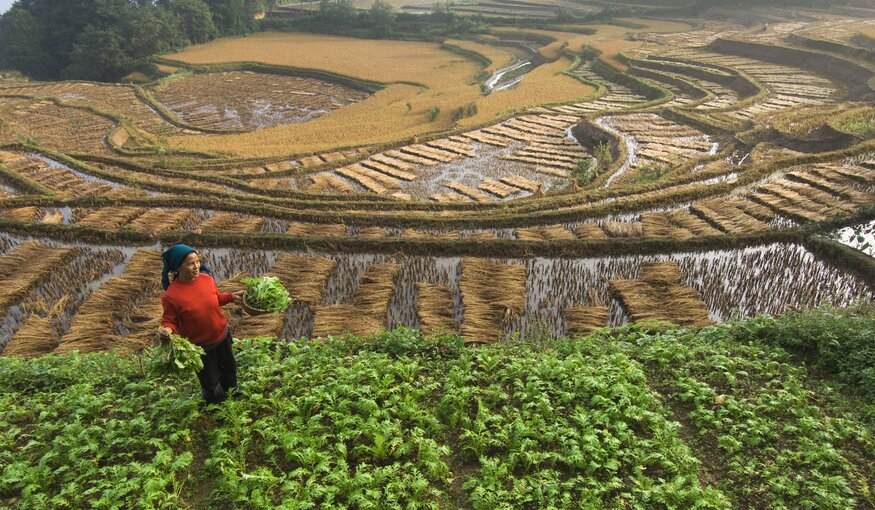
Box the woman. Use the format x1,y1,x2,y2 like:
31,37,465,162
158,244,244,404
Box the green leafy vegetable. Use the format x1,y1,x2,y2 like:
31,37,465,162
149,332,205,376
241,276,293,313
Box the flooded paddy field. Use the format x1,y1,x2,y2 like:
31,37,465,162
0,235,869,353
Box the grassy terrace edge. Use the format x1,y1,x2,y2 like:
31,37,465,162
1,307,873,509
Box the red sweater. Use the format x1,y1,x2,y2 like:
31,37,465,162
161,274,234,347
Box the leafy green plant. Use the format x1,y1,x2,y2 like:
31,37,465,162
241,276,293,313
630,161,670,184
149,332,205,377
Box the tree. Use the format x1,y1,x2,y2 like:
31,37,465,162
369,0,395,38
0,7,53,79
171,0,218,44
319,0,355,24
64,26,131,81
206,0,255,35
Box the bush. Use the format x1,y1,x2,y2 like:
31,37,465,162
728,305,875,397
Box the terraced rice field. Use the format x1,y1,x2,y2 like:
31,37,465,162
151,71,370,131
0,10,874,356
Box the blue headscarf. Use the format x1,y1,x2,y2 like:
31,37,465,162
161,244,213,290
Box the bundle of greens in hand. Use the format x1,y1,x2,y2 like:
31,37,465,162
241,276,293,314
149,332,205,376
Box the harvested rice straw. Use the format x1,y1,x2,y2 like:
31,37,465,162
403,145,459,163
102,294,163,353
563,305,609,335
460,131,511,147
459,258,526,344
235,311,285,339
415,282,457,335
352,262,400,319
666,210,722,237
351,165,403,189
532,166,572,178
516,225,576,241
39,211,63,224
335,166,389,194
356,227,388,239
359,160,417,181
55,249,162,354
1,207,40,222
787,172,872,204
2,294,69,358
445,182,493,203
308,173,356,193
478,179,519,198
640,213,693,240
321,151,348,163
502,153,574,168
640,261,683,283
602,221,643,238
370,153,416,172
287,222,347,237
499,175,540,192
573,223,608,239
268,255,336,305
300,155,324,167
384,149,438,167
199,212,264,233
749,192,825,222
426,139,476,157
610,262,711,328
430,192,470,203
77,206,147,229
3,315,58,357
127,208,193,236
312,304,384,338
778,181,856,212
688,202,764,234
402,229,459,240
0,243,75,313
218,274,245,332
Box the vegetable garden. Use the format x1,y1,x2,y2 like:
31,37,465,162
1,5,875,508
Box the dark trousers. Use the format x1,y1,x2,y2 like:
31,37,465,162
197,330,237,404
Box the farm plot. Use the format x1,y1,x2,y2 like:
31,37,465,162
0,98,116,156
656,49,838,123
542,61,649,115
637,20,743,48
152,71,370,131
0,242,871,352
597,113,719,186
0,151,116,198
309,115,584,200
0,80,175,135
0,242,126,357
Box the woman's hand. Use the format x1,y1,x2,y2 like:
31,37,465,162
158,326,173,338
231,290,245,304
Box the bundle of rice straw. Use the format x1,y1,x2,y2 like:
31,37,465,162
459,258,526,344
312,304,384,338
268,255,336,305
415,282,457,335
610,261,711,328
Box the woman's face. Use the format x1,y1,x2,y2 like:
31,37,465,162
177,252,200,282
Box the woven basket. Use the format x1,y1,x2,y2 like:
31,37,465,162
241,298,271,316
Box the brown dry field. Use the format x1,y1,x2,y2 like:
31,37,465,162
443,38,518,74
164,33,594,156
495,18,692,70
